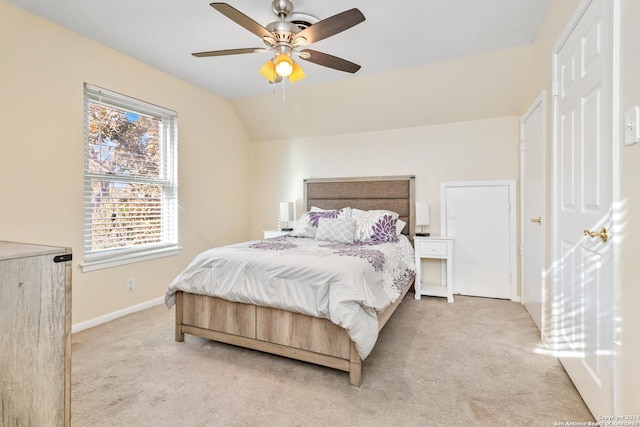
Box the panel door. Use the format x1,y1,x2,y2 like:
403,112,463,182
552,0,615,416
443,182,514,299
521,94,546,332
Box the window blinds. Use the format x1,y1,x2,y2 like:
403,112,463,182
83,83,178,269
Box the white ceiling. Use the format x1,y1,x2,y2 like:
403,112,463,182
7,0,551,100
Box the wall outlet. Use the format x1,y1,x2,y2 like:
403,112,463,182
126,277,135,291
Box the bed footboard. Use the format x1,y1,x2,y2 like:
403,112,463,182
174,291,362,385
173,280,411,386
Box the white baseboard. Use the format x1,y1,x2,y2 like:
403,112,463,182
72,296,165,333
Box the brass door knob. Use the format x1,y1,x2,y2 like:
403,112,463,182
583,227,609,243
530,217,542,225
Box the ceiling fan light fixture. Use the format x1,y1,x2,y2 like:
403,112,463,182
196,2,365,88
274,54,293,77
258,60,277,82
288,62,305,83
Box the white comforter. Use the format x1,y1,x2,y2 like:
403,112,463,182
165,235,415,359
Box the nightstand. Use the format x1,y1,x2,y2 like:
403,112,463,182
263,230,290,239
414,235,454,303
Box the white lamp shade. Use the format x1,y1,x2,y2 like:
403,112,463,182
415,202,430,226
280,201,294,222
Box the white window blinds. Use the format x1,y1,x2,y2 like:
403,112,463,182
83,83,179,271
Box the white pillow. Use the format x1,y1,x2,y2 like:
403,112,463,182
315,218,356,243
396,219,407,236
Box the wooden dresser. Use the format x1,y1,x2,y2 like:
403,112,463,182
0,241,72,426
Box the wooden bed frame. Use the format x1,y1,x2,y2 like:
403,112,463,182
174,176,415,386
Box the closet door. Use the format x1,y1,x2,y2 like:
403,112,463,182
441,181,516,300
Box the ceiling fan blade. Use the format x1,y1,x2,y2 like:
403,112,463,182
299,49,361,74
293,8,365,45
192,48,263,57
210,3,272,40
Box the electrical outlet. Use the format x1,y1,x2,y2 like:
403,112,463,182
126,277,135,291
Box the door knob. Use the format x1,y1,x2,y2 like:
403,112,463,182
530,217,542,225
583,227,609,243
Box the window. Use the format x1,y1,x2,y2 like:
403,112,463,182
82,84,179,272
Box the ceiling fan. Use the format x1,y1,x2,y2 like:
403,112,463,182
192,1,365,84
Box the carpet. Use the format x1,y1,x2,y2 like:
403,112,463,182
71,294,593,426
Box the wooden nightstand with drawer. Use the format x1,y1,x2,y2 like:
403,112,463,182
414,235,454,303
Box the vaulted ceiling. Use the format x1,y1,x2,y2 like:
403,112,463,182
8,0,551,140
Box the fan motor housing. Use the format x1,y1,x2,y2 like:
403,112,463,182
265,21,300,43
272,0,293,17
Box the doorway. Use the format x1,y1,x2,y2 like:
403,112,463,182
520,92,546,332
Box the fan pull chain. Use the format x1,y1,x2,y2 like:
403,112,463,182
282,79,286,101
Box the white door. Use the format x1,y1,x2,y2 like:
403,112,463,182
520,93,546,332
442,181,516,300
552,0,615,416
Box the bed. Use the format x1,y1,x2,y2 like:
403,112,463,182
165,175,416,385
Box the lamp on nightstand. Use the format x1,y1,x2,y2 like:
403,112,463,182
279,201,294,231
415,202,430,236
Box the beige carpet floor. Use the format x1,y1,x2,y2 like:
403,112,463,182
71,294,593,426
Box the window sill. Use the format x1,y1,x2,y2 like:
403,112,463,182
81,246,182,272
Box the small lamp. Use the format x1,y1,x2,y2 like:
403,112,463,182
279,201,295,231
415,202,430,236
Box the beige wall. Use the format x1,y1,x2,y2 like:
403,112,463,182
0,1,252,324
250,116,519,241
234,46,531,142
247,43,529,238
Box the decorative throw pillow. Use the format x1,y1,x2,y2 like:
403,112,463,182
351,209,400,243
315,218,356,243
290,207,351,238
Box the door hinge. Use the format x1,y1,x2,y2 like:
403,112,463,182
552,81,559,97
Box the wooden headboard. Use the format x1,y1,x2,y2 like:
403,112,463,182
303,176,415,238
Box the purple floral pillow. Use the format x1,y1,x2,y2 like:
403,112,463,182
351,209,400,243
290,207,351,238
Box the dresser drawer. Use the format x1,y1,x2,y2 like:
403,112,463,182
416,240,447,257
